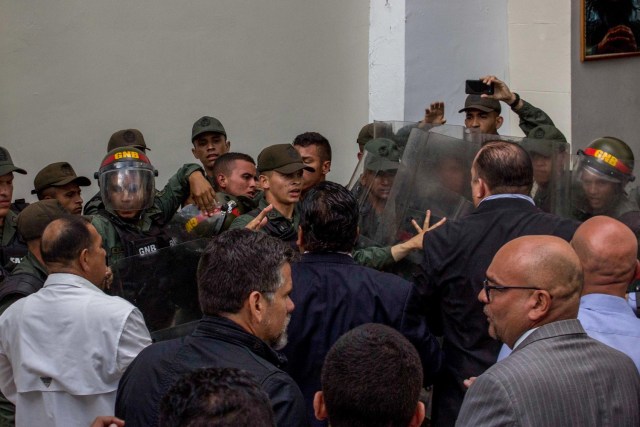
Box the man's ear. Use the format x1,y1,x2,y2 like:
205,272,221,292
191,146,198,159
408,401,426,427
321,160,331,176
225,139,231,150
216,173,227,190
528,290,553,322
78,248,91,273
476,177,489,199
248,290,268,324
313,392,328,421
259,174,270,190
296,226,305,253
495,115,504,130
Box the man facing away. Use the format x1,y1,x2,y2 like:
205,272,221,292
0,215,151,427
420,140,579,426
283,181,441,426
457,235,640,426
314,324,427,427
115,229,307,427
571,215,640,370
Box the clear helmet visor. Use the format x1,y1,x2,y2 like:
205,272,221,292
99,168,155,214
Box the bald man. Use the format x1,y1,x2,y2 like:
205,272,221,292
457,236,640,427
571,216,640,371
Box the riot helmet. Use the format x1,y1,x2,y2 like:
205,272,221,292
96,147,157,217
577,137,635,184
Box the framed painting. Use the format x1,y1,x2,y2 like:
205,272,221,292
582,0,640,61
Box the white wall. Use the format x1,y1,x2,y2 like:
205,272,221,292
404,0,510,129
1,0,369,202
507,0,571,141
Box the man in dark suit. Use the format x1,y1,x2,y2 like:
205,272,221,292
457,235,640,426
420,140,580,426
283,181,442,426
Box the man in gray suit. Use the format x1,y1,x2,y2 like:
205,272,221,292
457,235,640,427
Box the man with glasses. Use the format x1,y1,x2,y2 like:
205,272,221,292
457,235,640,426
420,141,579,426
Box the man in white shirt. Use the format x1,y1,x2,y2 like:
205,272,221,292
0,215,151,427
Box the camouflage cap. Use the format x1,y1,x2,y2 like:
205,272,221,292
458,95,501,114
522,125,568,157
257,144,314,174
107,129,149,152
192,116,227,141
32,162,91,195
17,199,67,241
364,138,401,172
0,146,27,176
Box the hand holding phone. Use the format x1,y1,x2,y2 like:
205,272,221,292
465,80,494,95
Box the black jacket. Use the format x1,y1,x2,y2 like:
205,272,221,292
419,197,579,427
283,252,442,426
115,316,307,427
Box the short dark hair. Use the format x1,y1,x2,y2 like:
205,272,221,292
293,132,332,161
41,215,93,266
158,368,275,427
211,152,256,191
300,181,358,252
474,141,533,194
197,229,296,315
321,324,423,427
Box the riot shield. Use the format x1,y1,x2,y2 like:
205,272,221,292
375,125,481,246
166,203,231,241
110,238,208,332
520,137,571,215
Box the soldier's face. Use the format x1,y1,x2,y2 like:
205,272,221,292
362,170,397,203
261,170,303,206
294,144,328,192
219,160,258,198
46,183,84,215
108,172,144,219
192,132,230,172
531,153,552,186
464,110,502,135
0,173,14,220
580,169,619,211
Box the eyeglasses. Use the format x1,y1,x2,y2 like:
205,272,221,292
482,279,542,302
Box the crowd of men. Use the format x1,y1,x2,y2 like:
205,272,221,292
0,74,639,427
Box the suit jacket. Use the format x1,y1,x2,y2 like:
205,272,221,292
420,197,579,426
456,319,640,427
284,252,441,426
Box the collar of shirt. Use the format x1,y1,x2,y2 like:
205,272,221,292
43,273,102,293
580,293,636,315
479,194,535,207
512,326,539,350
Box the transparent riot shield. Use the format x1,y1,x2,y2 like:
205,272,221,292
375,125,481,246
520,137,571,215
166,203,232,241
110,238,209,332
568,154,640,224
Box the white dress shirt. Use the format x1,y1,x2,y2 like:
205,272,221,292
0,273,151,427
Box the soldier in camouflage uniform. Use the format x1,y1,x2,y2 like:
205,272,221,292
84,129,151,215
190,116,231,186
0,147,28,281
90,147,213,331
